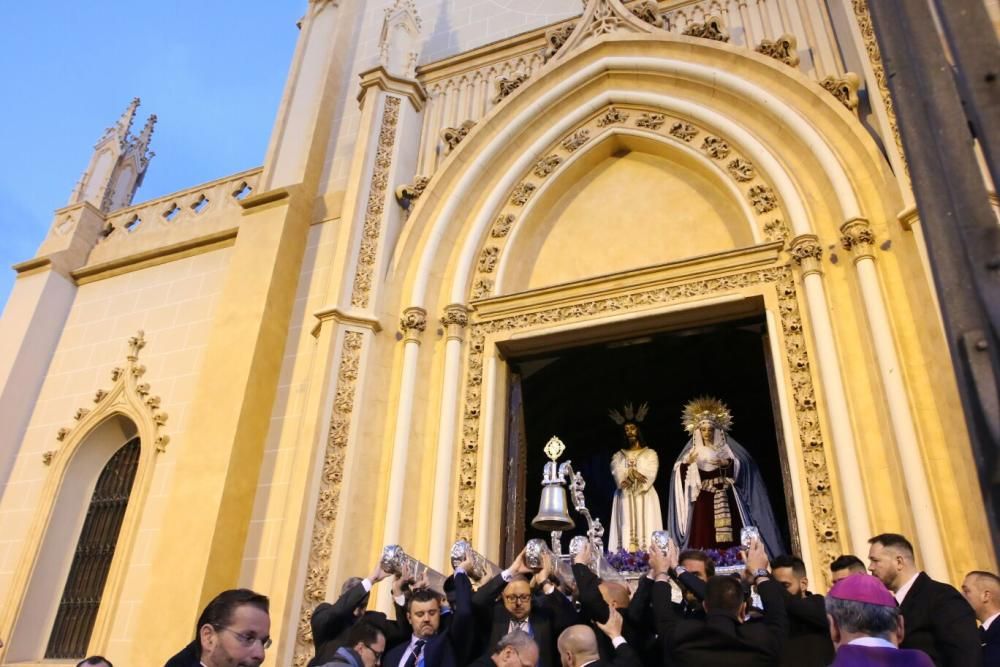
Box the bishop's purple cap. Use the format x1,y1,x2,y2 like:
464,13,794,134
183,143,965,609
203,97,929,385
828,573,897,607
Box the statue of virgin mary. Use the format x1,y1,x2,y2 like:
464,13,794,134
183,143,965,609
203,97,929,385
666,397,784,557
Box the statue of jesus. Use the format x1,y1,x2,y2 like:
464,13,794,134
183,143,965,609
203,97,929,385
608,403,663,552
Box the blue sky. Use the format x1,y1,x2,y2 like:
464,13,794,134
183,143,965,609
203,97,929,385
0,1,302,307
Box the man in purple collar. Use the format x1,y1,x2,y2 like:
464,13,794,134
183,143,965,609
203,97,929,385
825,573,933,666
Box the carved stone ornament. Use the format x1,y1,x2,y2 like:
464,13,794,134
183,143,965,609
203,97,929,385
682,16,730,42
48,330,171,468
763,219,791,244
441,304,470,329
701,136,731,160
789,236,824,270
292,331,364,667
756,34,800,67
820,73,861,113
491,214,516,238
455,267,843,578
351,96,401,309
549,0,656,63
544,23,577,62
394,176,430,209
510,182,537,206
378,0,422,79
597,107,630,127
400,307,428,334
471,279,494,300
840,218,876,255
441,120,477,153
628,0,663,27
748,185,778,213
494,73,529,104
533,155,563,178
635,112,666,130
478,246,500,273
561,129,591,152
725,159,754,182
669,122,698,142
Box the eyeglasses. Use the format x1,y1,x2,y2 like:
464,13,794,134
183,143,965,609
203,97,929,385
362,643,384,664
503,594,531,603
217,626,272,649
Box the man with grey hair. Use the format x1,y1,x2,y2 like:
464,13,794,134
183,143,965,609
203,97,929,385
825,573,933,666
467,630,539,667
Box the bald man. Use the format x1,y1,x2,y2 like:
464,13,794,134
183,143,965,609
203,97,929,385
962,571,1000,665
571,542,646,663
557,613,640,667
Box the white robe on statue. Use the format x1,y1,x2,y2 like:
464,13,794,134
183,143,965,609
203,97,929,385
609,447,663,551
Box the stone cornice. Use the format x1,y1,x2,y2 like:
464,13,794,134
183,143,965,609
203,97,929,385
311,306,382,337
358,66,427,111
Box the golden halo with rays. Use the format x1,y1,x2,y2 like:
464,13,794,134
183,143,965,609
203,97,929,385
682,396,734,434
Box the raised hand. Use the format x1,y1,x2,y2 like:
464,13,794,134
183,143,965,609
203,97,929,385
510,547,534,576
573,539,593,566
596,607,624,639
369,559,391,584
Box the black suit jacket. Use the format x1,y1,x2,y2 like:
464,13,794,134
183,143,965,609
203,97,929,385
309,581,403,667
981,619,1000,667
898,572,982,667
653,577,789,667
162,639,200,667
780,591,834,667
384,572,474,667
471,573,578,667
571,563,645,662
589,641,643,667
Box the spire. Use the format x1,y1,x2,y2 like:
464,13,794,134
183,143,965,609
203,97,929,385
132,114,157,168
97,97,141,148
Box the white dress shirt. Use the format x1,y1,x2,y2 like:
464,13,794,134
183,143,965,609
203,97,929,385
893,573,920,605
983,611,1000,631
848,637,897,649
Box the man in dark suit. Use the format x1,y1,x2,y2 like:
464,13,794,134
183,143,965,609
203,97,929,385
383,568,473,667
867,533,982,667
769,554,834,666
316,621,386,667
570,541,644,662
651,538,788,666
825,573,934,666
471,547,578,667
961,570,1000,666
556,610,641,667
163,588,271,667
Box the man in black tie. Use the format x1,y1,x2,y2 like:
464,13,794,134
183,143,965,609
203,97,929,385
961,570,1000,666
867,533,982,667
769,554,834,666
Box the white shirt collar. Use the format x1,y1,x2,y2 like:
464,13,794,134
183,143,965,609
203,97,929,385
893,572,920,604
848,637,897,649
983,611,1000,631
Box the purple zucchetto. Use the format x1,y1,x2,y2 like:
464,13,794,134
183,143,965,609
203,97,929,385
828,573,897,607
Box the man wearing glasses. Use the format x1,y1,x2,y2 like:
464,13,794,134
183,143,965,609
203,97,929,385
162,588,271,667
317,621,386,667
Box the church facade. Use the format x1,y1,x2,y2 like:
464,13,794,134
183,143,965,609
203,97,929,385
0,1,994,665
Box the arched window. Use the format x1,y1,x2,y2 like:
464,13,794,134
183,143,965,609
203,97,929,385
44,437,141,659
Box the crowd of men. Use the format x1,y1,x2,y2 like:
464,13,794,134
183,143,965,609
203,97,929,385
156,532,999,667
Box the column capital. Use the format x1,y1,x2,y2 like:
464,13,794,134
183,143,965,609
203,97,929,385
789,234,824,276
840,218,876,261
400,306,428,342
358,66,427,112
441,303,470,341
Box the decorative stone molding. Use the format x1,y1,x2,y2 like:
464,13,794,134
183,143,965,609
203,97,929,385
727,158,755,182
597,107,630,127
561,129,591,152
441,304,470,340
494,74,529,104
491,214,516,238
400,307,428,342
550,0,656,63
510,183,536,206
533,155,563,178
455,266,842,575
394,176,429,209
441,120,476,153
748,185,778,213
820,73,861,113
701,136,731,160
48,331,170,466
840,218,876,259
628,0,663,27
633,112,666,130
478,247,500,273
42,450,56,466
471,279,494,300
351,96,401,309
789,235,824,275
764,219,791,244
669,122,698,142
756,34,800,67
292,331,363,667
544,22,577,62
378,0,422,79
682,16,729,42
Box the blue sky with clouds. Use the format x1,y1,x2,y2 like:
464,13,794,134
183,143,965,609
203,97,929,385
0,1,302,307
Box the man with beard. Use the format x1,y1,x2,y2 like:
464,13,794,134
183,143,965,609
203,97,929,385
769,554,833,666
317,621,386,667
163,588,271,667
383,572,473,667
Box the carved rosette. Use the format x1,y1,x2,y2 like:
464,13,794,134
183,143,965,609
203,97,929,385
478,247,500,273
635,112,666,130
533,155,562,178
727,158,755,182
493,73,529,104
840,218,876,259
351,96,401,308
748,185,778,213
471,279,494,300
764,219,791,245
561,129,591,152
455,267,842,576
820,74,861,113
789,235,824,275
400,307,428,342
441,304,470,341
669,122,698,142
701,136,731,160
491,214,515,238
682,16,729,42
510,183,536,206
756,34,800,67
597,107,630,127
292,331,364,667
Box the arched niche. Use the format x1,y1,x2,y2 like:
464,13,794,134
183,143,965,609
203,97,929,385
500,132,755,293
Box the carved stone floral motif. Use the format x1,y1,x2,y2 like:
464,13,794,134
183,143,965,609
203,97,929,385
840,218,876,255
629,0,662,27
820,73,861,113
635,112,666,130
533,155,563,178
394,176,429,209
682,16,729,42
764,219,790,244
478,247,500,273
441,120,477,153
544,23,577,62
400,307,428,336
727,158,755,182
441,304,470,329
669,122,698,142
510,183,536,206
42,451,55,466
756,34,800,67
494,74,529,104
292,331,363,667
471,279,494,300
491,214,516,238
748,185,778,213
701,136,731,160
351,96,400,308
455,267,842,577
561,129,591,152
789,236,823,269
597,107,630,127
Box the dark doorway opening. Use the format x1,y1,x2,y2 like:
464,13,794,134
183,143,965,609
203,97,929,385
501,312,794,561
